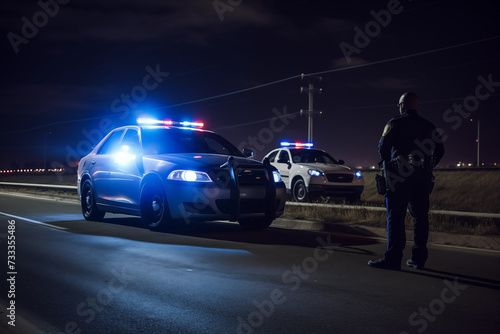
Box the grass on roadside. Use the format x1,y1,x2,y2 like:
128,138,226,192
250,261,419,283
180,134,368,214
283,169,500,236
282,204,500,236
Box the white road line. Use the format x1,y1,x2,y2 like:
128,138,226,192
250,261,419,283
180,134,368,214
0,212,68,230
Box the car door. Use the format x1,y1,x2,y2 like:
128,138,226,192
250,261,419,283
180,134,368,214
275,150,292,188
89,129,126,205
107,128,142,211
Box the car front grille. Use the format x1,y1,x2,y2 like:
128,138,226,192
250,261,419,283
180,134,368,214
209,168,268,188
326,173,354,183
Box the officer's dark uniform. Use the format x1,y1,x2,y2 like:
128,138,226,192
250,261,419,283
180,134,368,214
378,109,445,267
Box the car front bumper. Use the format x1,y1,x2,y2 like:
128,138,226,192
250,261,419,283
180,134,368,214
165,181,286,222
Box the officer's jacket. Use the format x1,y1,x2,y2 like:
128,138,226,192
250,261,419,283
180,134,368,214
378,109,445,168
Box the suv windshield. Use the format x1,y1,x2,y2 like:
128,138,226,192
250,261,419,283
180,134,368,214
289,149,339,164
141,128,244,156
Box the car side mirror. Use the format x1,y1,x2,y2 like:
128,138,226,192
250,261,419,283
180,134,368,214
338,159,345,165
242,148,254,158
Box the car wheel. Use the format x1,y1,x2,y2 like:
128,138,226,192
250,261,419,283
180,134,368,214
81,180,105,221
292,179,308,202
140,182,170,231
238,217,273,230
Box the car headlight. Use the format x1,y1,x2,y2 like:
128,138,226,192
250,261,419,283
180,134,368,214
355,171,363,178
168,170,212,182
272,170,282,183
308,169,323,177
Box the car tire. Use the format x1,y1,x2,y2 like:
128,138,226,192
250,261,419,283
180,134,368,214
81,180,105,221
238,217,273,230
292,179,308,202
140,182,170,231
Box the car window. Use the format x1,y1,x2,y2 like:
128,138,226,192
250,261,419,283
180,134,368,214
97,129,125,155
277,150,290,163
204,136,233,155
121,129,141,154
141,128,244,156
267,150,278,162
289,149,338,164
292,154,302,163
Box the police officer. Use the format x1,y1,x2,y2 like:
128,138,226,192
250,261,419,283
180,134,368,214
368,92,445,270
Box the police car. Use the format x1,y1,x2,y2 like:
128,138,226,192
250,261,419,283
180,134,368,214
77,119,286,231
264,142,364,202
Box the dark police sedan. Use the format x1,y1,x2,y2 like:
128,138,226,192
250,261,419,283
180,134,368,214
77,119,286,231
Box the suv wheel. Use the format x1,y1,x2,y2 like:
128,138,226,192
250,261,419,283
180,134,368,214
292,179,308,202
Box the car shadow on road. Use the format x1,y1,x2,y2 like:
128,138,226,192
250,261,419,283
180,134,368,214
48,215,379,254
186,220,378,252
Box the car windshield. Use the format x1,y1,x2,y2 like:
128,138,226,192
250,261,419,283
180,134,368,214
289,149,339,164
141,127,244,156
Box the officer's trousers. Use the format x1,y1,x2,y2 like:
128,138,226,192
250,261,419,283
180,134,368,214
383,169,431,265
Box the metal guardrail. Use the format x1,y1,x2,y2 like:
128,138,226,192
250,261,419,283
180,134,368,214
0,182,77,190
1,182,499,218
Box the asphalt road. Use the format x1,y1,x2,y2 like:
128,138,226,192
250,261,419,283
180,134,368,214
0,193,499,334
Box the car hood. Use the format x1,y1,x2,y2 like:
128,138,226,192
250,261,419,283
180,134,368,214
144,153,262,171
298,163,352,172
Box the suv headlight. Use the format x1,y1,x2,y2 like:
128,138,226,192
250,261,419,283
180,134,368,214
308,169,323,177
168,170,212,182
355,171,363,178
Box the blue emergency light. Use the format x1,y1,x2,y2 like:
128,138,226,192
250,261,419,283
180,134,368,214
137,118,204,128
280,141,314,148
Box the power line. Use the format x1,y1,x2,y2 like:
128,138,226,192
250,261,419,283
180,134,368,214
213,94,500,131
155,35,500,110
212,112,301,131
3,36,499,135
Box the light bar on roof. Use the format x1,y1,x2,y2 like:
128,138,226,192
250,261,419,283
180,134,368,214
137,118,203,128
179,121,204,128
280,141,314,148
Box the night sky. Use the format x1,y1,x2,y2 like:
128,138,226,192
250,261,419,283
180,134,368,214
1,0,499,171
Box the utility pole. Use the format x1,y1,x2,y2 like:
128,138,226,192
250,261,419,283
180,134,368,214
476,119,480,167
300,73,322,142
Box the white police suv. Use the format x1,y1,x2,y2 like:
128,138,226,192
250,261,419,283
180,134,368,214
77,119,286,231
264,142,364,202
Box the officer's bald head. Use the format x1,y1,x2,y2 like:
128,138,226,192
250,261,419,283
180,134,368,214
398,92,419,115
